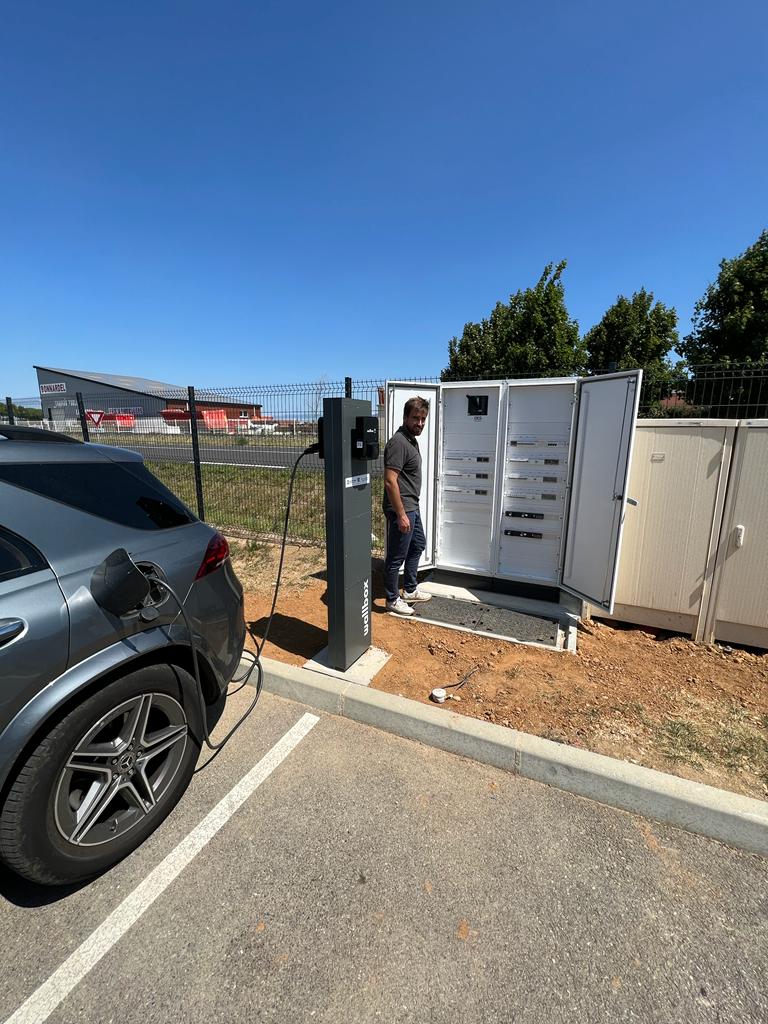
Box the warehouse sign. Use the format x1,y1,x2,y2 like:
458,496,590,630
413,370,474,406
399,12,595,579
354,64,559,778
40,382,67,394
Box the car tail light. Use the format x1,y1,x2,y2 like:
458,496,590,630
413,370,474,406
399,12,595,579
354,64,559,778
195,532,230,579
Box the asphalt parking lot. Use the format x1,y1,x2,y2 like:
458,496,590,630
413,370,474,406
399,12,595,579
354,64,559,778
1,689,767,1024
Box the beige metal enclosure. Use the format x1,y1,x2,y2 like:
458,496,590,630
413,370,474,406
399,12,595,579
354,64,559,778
602,419,737,640
704,420,768,649
598,418,768,649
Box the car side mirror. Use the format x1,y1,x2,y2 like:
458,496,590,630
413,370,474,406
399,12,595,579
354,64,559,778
91,548,150,617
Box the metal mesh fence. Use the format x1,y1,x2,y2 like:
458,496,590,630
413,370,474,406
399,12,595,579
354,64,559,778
656,364,768,419
38,380,403,548
11,364,768,548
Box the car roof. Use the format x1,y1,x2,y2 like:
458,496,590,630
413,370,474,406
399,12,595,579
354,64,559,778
0,427,143,464
0,425,81,444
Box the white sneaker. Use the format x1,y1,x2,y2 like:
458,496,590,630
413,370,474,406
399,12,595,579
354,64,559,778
402,587,432,603
386,597,414,616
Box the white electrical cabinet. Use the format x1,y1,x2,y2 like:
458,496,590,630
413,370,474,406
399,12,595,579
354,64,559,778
386,372,641,612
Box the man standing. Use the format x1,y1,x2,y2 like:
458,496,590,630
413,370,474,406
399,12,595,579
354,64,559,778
383,396,433,616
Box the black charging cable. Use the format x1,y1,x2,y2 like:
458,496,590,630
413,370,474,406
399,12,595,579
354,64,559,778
147,442,319,755
445,665,480,692
429,664,480,704
254,442,319,660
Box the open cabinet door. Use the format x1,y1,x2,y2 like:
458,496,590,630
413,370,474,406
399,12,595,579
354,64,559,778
560,370,642,612
385,382,440,568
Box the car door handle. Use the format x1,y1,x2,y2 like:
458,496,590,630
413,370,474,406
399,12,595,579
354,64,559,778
0,619,25,647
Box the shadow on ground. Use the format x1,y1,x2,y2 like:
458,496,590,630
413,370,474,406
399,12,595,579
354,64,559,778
248,613,327,660
0,861,104,908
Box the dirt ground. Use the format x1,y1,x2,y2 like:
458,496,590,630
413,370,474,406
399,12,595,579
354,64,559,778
230,539,768,802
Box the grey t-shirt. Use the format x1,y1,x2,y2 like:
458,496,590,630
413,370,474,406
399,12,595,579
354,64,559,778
383,426,421,513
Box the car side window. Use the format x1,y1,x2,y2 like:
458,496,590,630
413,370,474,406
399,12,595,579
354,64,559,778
0,462,196,531
0,527,49,583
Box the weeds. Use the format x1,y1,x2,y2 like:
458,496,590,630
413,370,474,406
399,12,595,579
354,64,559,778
654,714,768,783
654,720,710,766
718,727,768,783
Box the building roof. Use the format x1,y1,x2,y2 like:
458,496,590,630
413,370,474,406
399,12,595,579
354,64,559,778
34,366,184,396
32,366,257,409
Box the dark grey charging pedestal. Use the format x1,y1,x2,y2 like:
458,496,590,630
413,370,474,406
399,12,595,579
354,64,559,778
322,397,374,671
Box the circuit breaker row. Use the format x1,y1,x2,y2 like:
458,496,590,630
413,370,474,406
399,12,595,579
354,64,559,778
440,451,497,569
498,431,570,582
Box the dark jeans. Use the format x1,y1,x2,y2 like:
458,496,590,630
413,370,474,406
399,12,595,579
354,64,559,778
384,508,426,603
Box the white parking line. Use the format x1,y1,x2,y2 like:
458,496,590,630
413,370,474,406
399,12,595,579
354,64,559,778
4,712,320,1024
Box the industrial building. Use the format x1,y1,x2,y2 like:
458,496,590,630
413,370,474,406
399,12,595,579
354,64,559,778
34,366,266,430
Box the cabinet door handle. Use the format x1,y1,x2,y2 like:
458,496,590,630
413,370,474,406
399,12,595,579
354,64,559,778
0,619,25,647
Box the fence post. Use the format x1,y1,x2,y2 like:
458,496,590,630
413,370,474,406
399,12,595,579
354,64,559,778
47,407,53,428
5,397,14,425
345,376,352,399
75,392,90,441
187,386,206,521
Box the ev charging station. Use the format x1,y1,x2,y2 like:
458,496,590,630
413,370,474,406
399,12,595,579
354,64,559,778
319,397,379,671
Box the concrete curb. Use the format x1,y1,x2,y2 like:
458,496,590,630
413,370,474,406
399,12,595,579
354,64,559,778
252,656,768,857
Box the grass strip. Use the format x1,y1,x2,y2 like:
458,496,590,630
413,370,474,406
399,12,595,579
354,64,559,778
147,459,386,546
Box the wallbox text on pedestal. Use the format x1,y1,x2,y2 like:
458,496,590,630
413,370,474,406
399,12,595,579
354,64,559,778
361,578,370,638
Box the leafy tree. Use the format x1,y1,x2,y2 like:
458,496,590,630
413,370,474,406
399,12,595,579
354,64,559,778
0,400,42,421
442,261,585,380
680,229,768,365
583,289,679,373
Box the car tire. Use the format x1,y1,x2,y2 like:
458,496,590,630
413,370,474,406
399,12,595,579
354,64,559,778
0,664,201,886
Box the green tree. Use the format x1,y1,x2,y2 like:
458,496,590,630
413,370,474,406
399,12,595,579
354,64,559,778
0,400,42,421
442,261,585,381
583,289,679,374
680,229,768,365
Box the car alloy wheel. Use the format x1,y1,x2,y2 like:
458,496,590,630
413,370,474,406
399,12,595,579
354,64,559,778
0,663,201,886
54,692,188,847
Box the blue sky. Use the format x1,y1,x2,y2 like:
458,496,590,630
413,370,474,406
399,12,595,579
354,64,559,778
2,1,767,400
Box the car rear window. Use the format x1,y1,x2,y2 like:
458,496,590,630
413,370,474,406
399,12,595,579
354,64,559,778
0,461,197,531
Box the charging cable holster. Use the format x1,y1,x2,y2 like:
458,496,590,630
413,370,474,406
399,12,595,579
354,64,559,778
353,416,379,460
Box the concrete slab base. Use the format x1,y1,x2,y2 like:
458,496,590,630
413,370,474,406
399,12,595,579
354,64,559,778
418,579,579,653
303,645,391,687
421,578,560,615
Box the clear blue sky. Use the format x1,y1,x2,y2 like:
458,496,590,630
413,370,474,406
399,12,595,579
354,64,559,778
2,1,767,400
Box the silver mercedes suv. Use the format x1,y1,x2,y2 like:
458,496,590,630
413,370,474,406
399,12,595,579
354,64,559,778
0,425,245,885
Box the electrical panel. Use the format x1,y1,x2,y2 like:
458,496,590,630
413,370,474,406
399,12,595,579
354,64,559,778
387,371,641,613
498,383,574,584
439,386,500,572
